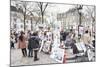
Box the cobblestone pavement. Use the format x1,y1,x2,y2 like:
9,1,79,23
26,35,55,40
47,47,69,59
10,44,95,66
10,48,59,66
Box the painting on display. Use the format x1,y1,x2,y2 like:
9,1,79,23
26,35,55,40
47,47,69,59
10,0,96,66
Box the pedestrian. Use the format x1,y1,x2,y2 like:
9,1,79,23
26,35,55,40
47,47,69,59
18,31,27,57
60,29,66,42
83,30,91,47
30,32,40,61
28,34,33,57
82,30,92,56
14,31,18,43
10,33,15,49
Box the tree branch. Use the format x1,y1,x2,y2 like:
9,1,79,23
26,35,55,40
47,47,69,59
43,3,48,13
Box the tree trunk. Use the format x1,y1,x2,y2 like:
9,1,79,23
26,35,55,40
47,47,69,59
23,7,26,32
31,18,33,31
41,12,44,24
24,14,26,32
79,12,81,25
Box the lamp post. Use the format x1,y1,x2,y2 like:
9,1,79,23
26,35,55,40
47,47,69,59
77,5,83,36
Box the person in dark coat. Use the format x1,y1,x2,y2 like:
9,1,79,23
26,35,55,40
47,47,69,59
60,30,66,42
70,41,79,54
28,34,33,57
65,32,79,54
10,35,15,49
28,32,40,61
10,32,15,49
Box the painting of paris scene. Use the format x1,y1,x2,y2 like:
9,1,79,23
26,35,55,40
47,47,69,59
10,0,96,66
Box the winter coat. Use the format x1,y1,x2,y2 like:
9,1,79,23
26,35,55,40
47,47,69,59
83,33,91,45
60,31,66,41
28,36,40,50
18,36,27,49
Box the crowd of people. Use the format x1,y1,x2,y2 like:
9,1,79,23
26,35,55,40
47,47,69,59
10,26,95,61
11,31,41,61
10,27,54,61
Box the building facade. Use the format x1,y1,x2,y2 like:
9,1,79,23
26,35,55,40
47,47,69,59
57,7,93,31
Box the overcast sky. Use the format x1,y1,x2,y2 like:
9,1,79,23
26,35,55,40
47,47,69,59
11,0,95,17
11,0,75,13
46,3,75,13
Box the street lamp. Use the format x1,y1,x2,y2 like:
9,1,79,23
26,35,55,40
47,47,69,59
77,5,83,36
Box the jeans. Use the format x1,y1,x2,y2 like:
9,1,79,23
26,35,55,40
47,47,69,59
28,49,33,57
21,48,27,57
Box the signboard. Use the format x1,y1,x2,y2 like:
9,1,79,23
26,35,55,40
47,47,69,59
75,42,86,52
87,49,94,61
75,42,86,56
52,30,60,47
79,26,84,35
50,48,64,63
50,29,64,63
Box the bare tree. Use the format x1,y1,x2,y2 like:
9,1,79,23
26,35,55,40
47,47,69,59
37,2,48,24
29,11,41,31
14,1,39,31
86,6,95,23
85,6,96,33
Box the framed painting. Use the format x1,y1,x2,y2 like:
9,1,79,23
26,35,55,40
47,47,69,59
10,0,96,66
